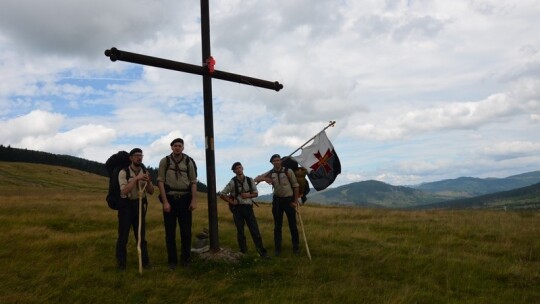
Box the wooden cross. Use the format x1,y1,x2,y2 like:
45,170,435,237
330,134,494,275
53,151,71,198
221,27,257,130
104,0,283,252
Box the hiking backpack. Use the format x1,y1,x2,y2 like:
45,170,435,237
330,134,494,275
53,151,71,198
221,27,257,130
266,166,310,203
280,157,310,203
105,151,131,210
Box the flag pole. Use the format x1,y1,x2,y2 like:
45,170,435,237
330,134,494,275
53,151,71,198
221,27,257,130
296,204,312,261
287,121,336,157
284,120,336,262
287,120,336,261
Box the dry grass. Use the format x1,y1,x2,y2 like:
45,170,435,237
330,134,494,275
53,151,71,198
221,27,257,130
1,162,540,303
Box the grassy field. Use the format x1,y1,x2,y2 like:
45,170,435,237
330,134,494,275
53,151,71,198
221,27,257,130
0,162,539,303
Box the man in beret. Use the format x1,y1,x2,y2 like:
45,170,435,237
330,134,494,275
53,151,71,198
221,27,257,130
219,162,269,258
157,138,198,269
255,154,300,257
116,148,154,270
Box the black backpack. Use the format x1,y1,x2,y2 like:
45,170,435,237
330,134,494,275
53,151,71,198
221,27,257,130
105,151,131,210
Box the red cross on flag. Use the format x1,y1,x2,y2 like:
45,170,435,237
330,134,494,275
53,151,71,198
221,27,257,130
293,131,341,191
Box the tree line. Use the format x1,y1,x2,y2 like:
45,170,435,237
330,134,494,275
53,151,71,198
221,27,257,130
0,145,207,192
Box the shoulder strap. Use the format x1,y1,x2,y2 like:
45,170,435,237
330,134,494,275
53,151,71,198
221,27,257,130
124,166,130,180
164,156,170,183
125,166,146,181
272,167,293,187
232,176,254,201
232,176,253,197
232,177,239,198
246,176,253,193
184,155,194,181
281,168,294,190
286,169,293,189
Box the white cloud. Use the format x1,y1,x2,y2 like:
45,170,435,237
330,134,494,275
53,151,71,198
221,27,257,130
346,89,538,141
1,0,540,191
0,0,195,58
0,110,64,143
14,123,116,156
479,141,540,160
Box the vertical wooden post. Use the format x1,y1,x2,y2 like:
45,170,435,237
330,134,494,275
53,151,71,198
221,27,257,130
200,0,219,251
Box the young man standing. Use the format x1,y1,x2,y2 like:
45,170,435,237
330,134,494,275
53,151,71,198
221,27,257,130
157,138,197,269
219,162,269,259
254,154,300,256
116,148,154,271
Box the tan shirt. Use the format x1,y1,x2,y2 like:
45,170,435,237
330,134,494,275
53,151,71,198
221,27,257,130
157,154,197,194
220,176,258,205
119,166,148,200
267,168,299,197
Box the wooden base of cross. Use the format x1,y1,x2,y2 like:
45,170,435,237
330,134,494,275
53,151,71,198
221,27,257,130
104,0,283,253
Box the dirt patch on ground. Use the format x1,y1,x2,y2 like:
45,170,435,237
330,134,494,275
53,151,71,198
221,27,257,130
194,246,243,263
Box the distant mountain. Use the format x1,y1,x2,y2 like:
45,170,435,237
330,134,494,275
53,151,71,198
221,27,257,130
412,171,540,197
258,180,449,208
412,182,540,210
256,170,540,209
305,180,448,208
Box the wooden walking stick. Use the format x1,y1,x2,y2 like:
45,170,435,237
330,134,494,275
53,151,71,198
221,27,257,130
137,181,147,274
296,203,312,261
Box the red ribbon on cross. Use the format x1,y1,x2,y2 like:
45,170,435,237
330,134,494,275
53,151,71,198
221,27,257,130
206,56,215,74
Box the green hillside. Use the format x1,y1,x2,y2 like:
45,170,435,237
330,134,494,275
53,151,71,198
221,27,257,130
0,144,107,176
0,161,108,193
298,173,540,209
0,146,208,192
307,180,448,208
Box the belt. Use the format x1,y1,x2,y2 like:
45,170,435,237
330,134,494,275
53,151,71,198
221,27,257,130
167,192,190,199
274,195,293,199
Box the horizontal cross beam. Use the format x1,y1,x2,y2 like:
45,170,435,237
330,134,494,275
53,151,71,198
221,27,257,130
105,47,283,91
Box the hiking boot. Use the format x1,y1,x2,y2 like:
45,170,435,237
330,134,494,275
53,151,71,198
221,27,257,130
274,250,281,257
293,249,301,256
168,263,177,271
257,248,269,259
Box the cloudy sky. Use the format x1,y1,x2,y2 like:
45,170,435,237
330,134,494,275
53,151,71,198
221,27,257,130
1,0,540,195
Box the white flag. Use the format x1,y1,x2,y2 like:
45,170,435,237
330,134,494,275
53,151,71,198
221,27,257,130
292,131,341,191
